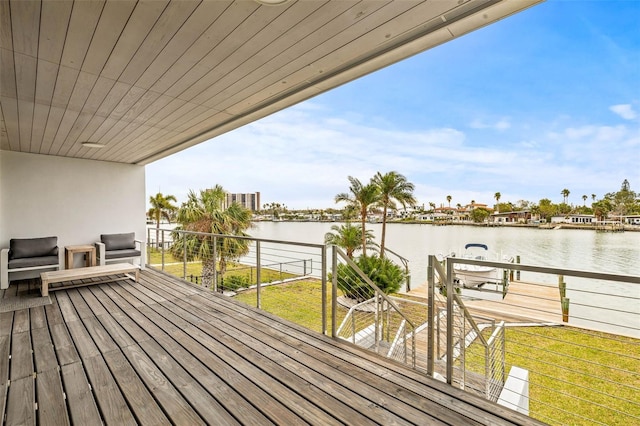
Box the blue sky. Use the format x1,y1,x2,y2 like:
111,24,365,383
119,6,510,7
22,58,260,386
146,0,639,210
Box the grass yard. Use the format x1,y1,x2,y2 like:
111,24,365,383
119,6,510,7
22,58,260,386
464,326,639,425
233,282,638,425
234,279,340,333
147,248,297,287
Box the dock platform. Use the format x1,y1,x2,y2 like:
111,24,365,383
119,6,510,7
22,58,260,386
409,280,563,324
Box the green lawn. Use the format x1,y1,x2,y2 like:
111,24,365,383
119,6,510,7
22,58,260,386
234,281,638,425
147,248,297,287
233,279,339,333
465,326,639,425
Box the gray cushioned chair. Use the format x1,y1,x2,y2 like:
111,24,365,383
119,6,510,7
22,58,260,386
1,236,63,289
96,232,145,269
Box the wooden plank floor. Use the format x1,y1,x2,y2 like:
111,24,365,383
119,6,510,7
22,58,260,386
410,280,563,323
0,269,544,425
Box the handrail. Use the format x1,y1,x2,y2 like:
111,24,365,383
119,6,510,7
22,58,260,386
336,298,377,338
333,246,416,367
451,256,640,284
430,255,501,390
157,227,326,250
383,247,411,290
335,247,416,332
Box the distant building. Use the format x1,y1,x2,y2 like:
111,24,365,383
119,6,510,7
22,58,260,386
550,214,595,224
225,192,260,212
623,215,640,225
491,210,533,223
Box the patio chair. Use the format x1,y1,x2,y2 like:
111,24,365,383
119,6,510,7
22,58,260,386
96,232,145,270
1,236,63,289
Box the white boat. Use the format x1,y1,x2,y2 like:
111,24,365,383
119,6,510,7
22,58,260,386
452,243,500,288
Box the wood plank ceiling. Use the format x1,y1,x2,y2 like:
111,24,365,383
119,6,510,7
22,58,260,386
0,0,542,165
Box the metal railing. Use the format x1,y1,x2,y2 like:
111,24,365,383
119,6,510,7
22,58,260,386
384,247,411,291
429,254,640,425
428,257,506,400
332,246,416,368
146,229,640,424
147,228,329,333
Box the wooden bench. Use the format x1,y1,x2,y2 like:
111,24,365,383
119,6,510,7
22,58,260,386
40,263,139,296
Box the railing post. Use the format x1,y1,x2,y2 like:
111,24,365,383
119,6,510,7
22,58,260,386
182,232,187,280
147,227,150,264
304,259,307,276
321,247,327,335
374,291,380,352
461,310,466,390
256,241,261,309
161,230,165,271
212,236,217,292
331,246,337,338
446,258,454,385
427,255,435,376
485,340,490,399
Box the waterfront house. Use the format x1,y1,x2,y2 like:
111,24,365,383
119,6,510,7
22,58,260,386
0,1,547,424
491,210,534,224
624,215,640,225
550,214,596,224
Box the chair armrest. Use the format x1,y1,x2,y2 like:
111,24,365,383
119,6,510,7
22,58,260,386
135,239,146,270
58,248,64,270
1,248,9,289
95,242,106,266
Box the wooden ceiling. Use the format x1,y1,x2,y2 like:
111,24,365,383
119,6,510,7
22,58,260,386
0,0,542,165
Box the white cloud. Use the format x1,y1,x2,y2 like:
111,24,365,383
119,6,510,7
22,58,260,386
469,118,511,131
609,104,637,120
146,102,639,209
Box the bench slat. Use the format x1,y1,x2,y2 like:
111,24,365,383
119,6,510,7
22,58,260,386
40,264,138,296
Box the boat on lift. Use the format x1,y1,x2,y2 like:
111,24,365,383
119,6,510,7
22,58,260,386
452,243,501,288
436,243,514,300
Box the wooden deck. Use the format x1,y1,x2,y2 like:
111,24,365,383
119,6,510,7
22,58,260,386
410,280,563,324
0,269,543,425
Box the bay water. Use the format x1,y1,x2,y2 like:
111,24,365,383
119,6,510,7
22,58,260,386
250,221,640,337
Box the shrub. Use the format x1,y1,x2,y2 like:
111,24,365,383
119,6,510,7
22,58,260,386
334,255,405,301
221,274,249,291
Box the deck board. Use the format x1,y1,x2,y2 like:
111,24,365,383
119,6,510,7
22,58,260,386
5,376,34,425
60,361,102,425
0,270,544,426
35,368,69,426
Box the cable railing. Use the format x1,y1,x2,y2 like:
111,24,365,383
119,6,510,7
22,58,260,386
146,228,639,424
147,228,329,333
427,257,506,400
331,246,417,368
429,254,640,425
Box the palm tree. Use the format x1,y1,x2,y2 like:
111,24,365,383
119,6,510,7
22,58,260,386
446,195,452,211
582,195,587,206
324,223,377,258
335,176,380,257
372,171,416,257
561,188,570,204
591,194,596,202
171,186,253,288
147,192,177,249
494,192,501,213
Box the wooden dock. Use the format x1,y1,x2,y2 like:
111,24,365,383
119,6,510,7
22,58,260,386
409,280,564,324
0,269,544,425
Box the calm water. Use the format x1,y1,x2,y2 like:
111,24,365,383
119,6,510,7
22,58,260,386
251,221,640,337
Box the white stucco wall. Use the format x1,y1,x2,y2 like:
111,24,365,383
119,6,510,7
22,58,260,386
0,151,146,269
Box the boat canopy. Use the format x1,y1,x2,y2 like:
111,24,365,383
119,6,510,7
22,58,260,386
464,243,488,250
